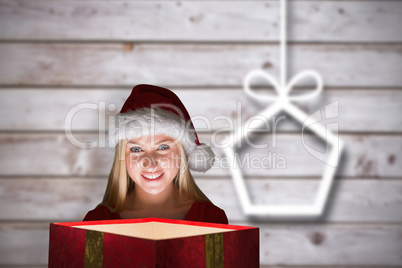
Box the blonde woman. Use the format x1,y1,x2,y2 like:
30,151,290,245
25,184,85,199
83,84,228,224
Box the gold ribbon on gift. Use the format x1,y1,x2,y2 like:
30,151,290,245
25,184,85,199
205,233,224,268
85,230,104,268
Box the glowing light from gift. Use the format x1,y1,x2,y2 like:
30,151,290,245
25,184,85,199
224,0,344,217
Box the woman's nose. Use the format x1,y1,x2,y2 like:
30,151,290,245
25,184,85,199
140,154,160,171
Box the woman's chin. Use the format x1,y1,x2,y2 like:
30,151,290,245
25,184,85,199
143,188,167,196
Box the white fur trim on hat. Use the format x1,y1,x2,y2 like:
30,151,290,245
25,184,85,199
108,107,214,172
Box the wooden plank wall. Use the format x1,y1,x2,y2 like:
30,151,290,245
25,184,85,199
0,0,401,267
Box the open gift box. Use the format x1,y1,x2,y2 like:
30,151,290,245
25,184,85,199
49,218,259,267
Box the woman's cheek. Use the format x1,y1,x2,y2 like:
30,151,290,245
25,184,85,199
126,152,141,170
157,154,172,170
166,152,180,170
159,156,170,169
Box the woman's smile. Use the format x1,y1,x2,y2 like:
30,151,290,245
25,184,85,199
141,172,164,180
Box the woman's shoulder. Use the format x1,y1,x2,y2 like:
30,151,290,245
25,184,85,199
83,204,121,221
195,200,223,210
186,200,229,224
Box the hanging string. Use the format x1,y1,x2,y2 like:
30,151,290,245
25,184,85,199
280,0,287,89
243,0,323,102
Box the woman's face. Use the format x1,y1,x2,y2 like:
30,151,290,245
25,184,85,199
125,135,181,195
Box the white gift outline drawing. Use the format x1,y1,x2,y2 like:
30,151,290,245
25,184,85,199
223,0,344,218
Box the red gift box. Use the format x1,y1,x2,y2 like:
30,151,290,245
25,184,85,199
49,218,259,267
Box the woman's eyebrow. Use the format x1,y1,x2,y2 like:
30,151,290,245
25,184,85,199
155,139,174,144
126,141,141,146
127,139,174,146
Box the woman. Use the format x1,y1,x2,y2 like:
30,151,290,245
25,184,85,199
83,84,228,224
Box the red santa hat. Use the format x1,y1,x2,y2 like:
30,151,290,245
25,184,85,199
109,84,215,172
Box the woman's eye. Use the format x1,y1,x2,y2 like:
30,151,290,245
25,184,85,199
159,144,169,150
130,147,142,152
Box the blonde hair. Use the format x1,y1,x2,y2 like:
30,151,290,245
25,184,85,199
100,139,210,213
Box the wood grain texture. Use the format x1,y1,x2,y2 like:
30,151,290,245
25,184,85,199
1,43,402,87
0,1,401,42
257,223,402,266
1,222,401,266
0,223,49,266
0,88,401,132
1,178,401,223
0,133,400,178
0,178,106,221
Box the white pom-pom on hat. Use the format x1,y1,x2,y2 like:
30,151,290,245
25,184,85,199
188,143,215,172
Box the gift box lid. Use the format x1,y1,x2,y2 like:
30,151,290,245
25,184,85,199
53,217,255,240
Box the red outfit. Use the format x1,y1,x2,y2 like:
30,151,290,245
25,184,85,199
83,200,228,224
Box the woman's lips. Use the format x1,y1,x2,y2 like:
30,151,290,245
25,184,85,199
141,172,164,180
